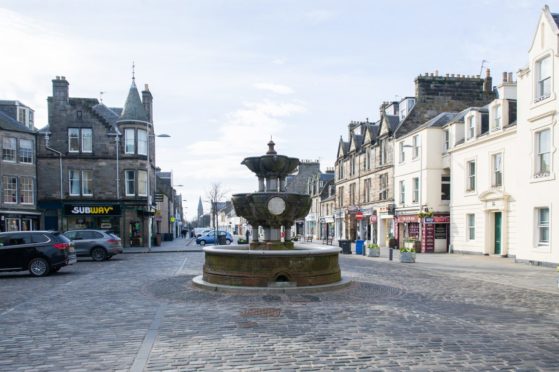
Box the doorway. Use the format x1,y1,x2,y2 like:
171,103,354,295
494,212,502,255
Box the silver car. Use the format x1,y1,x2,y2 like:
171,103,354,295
63,229,123,261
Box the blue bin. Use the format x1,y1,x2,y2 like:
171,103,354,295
355,240,365,255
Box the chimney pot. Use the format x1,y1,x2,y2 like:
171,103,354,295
508,72,513,82
502,71,508,83
61,76,66,80
145,84,149,91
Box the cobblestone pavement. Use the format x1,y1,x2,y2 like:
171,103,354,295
1,249,558,371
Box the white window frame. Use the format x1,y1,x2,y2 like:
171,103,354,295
82,170,93,196
412,177,419,203
18,139,33,164
536,55,551,101
68,128,80,153
493,104,502,131
536,207,550,246
399,142,405,163
466,160,476,192
2,137,17,162
535,129,551,177
138,129,148,156
492,153,503,187
138,170,148,196
3,176,17,204
81,128,92,153
69,170,80,196
399,180,405,205
125,129,136,154
443,130,449,152
412,135,419,159
467,116,475,140
125,170,136,196
19,177,34,204
467,213,475,240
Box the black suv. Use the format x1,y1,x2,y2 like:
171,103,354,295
0,231,77,277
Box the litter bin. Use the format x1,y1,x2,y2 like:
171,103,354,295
217,234,227,245
338,239,351,254
355,239,365,255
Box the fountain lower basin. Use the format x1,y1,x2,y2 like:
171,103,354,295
197,244,342,288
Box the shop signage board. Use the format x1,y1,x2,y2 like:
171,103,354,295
423,224,435,252
155,193,164,202
64,205,121,216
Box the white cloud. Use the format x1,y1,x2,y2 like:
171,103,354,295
254,83,294,95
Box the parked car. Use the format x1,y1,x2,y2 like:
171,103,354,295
194,228,212,237
196,230,233,246
0,231,77,277
63,229,123,261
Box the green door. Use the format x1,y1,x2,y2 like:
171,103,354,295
494,212,502,255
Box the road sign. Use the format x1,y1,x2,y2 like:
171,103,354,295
356,211,363,221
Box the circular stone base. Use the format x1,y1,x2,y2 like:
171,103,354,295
192,275,352,293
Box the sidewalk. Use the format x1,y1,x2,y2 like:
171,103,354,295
124,237,201,253
124,237,558,293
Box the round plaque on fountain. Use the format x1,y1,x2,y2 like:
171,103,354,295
267,197,286,215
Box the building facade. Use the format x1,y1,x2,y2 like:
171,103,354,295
0,101,40,231
515,5,559,265
36,76,161,248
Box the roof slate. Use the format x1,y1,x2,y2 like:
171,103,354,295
117,80,149,123
0,110,35,133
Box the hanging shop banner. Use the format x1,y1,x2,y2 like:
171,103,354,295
64,204,121,216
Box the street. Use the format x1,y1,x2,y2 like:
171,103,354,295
1,243,558,371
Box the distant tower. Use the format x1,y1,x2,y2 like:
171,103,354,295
197,196,203,220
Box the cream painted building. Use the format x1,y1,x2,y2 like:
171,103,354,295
448,76,518,256
515,5,559,265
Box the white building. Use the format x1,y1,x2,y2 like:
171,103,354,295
394,113,455,252
515,5,559,265
448,75,518,256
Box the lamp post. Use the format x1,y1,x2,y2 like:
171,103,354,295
146,133,170,250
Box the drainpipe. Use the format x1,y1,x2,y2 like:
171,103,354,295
44,132,63,199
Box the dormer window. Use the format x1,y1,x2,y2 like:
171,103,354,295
493,104,502,131
536,55,551,101
466,116,475,140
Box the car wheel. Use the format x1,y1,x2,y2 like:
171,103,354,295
199,240,206,246
226,239,232,245
29,258,50,277
91,247,108,261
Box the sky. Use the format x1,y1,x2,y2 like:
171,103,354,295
0,0,546,220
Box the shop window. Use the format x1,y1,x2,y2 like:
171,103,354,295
2,137,16,162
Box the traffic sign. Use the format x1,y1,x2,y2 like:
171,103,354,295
356,211,363,221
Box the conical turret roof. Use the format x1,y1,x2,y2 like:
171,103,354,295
117,79,149,124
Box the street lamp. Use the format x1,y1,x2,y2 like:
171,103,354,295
146,133,170,250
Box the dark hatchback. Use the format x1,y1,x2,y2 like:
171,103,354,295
0,231,77,277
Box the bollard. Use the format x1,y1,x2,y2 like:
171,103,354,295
389,247,393,261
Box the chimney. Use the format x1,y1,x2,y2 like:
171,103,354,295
502,71,508,83
52,76,69,103
142,83,153,123
508,72,513,83
483,68,492,93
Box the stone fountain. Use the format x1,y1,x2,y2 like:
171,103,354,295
193,141,346,290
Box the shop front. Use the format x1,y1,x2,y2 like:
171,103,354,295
374,204,395,247
0,211,41,231
320,216,334,240
63,203,121,236
394,214,420,249
423,215,450,253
